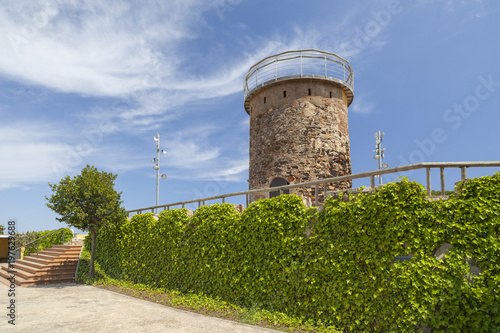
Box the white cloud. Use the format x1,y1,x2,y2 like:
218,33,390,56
164,125,221,170
0,124,69,189
206,157,249,181
0,0,401,190
351,95,376,114
0,1,300,132
166,142,220,170
412,0,486,15
0,0,389,130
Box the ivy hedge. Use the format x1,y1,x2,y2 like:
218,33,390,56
22,228,73,256
90,175,500,332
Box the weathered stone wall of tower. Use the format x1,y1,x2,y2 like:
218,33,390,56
248,79,352,200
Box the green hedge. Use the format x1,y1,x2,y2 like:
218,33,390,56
23,228,73,256
92,175,500,332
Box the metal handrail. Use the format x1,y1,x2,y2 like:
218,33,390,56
126,161,500,216
14,227,68,259
74,242,84,282
243,49,354,110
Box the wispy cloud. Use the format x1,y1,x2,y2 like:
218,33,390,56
412,0,488,17
0,0,391,126
206,157,249,182
351,95,376,114
0,1,190,97
0,123,68,189
0,0,401,190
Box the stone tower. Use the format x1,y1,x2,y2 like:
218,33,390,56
244,49,354,200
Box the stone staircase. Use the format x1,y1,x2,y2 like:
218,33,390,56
0,243,82,286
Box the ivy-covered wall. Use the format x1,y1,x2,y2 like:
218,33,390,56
91,175,500,332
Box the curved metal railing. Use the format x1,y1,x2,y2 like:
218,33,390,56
243,49,354,105
126,161,500,216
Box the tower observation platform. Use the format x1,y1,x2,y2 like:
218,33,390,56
244,49,354,114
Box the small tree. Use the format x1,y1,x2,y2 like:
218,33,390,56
46,165,126,278
0,225,5,234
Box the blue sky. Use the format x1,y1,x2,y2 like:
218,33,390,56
1,0,499,233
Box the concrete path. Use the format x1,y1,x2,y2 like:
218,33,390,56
0,282,281,332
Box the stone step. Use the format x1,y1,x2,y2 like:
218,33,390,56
0,268,16,285
15,257,78,270
0,271,75,287
28,252,80,260
23,256,76,266
2,262,77,275
51,244,82,250
12,268,75,282
43,248,81,256
2,244,82,286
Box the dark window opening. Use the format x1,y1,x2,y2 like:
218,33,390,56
308,88,312,96
264,97,267,104
283,90,287,98
269,177,289,198
329,91,333,98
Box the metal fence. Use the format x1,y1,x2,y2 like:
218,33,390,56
126,161,500,216
243,49,354,103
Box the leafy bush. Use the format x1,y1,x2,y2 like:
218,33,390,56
92,174,500,332
21,228,73,256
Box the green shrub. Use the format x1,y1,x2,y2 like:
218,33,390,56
22,228,73,256
92,174,500,332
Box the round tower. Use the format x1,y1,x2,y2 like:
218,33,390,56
244,49,354,200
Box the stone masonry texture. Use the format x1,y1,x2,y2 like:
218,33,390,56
247,79,352,200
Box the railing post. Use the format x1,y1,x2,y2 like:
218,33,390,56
246,194,249,207
426,168,431,196
461,166,467,180
324,56,327,78
62,228,65,245
315,184,319,206
275,58,278,80
440,167,446,196
36,240,39,258
300,53,302,77
370,175,375,188
222,197,225,204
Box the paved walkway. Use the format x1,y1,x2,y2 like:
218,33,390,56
0,282,281,332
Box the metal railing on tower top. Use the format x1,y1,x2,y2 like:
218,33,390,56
243,49,354,106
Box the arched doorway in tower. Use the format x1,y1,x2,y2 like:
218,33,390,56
269,177,289,198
